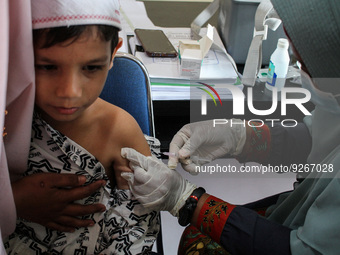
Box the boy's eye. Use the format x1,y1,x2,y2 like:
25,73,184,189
83,65,104,72
35,64,57,71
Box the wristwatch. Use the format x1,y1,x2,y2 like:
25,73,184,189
178,187,206,227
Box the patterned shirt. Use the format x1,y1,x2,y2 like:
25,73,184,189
5,113,160,255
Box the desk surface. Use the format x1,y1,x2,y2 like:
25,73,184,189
125,1,315,151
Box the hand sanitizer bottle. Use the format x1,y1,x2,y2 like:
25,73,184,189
266,38,290,91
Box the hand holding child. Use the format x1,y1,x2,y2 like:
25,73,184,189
12,173,106,232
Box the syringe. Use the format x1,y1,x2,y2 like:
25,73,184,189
161,152,210,164
161,152,176,157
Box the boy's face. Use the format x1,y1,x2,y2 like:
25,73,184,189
34,26,121,124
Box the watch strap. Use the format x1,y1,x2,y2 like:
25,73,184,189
178,187,206,227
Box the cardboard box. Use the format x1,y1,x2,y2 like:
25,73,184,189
178,24,214,79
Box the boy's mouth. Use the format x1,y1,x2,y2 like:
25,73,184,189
55,107,78,115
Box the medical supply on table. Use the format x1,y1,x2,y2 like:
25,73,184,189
266,38,290,91
178,24,214,79
190,0,286,64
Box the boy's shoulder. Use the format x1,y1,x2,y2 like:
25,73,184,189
95,98,142,137
94,98,150,159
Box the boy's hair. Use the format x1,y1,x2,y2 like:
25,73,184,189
33,25,119,57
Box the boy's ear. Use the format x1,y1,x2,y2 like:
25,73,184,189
109,37,123,69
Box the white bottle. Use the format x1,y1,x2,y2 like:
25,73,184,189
265,38,290,91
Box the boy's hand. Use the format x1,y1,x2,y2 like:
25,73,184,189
12,173,106,232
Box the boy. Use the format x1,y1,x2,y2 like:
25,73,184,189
4,0,159,254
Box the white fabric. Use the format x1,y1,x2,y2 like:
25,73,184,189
1,0,35,238
121,148,197,217
31,0,121,30
168,119,246,175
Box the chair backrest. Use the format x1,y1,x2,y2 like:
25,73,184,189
100,52,155,136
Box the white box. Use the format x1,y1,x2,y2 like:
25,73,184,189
178,24,214,79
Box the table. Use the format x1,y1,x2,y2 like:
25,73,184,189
126,1,315,151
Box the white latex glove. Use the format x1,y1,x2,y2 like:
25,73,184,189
121,148,196,217
168,119,246,174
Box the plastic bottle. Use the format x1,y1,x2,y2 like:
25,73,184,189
265,38,290,91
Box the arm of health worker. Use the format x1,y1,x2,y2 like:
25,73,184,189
121,148,292,254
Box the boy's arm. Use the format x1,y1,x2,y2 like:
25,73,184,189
110,109,151,190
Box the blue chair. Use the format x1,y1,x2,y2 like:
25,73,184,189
100,52,155,137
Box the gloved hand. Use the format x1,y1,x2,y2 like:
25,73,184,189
121,148,197,217
168,119,246,174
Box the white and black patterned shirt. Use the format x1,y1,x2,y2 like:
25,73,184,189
5,112,160,255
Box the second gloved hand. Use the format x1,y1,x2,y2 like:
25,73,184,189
121,148,196,217
168,119,246,174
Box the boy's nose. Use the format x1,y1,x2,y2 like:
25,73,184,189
56,72,82,98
